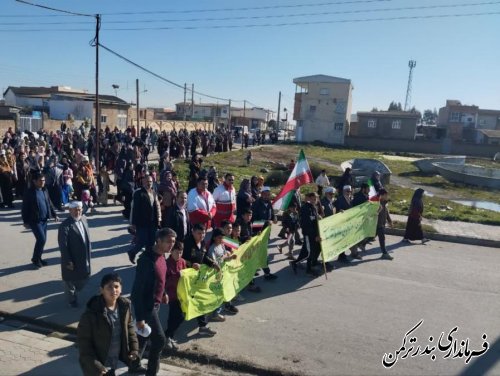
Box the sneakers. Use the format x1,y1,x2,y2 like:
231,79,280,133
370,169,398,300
402,238,411,243
128,363,147,374
421,238,430,244
381,252,394,260
224,303,239,315
127,251,136,265
351,254,363,260
165,337,178,351
289,261,297,274
264,273,278,281
212,313,226,322
199,326,217,336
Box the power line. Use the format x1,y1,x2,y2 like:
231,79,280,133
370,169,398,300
4,0,500,25
2,0,393,17
2,10,498,32
98,43,247,103
15,0,94,17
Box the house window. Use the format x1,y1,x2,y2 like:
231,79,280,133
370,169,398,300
101,115,107,123
479,119,486,126
368,119,377,128
392,120,401,129
309,105,316,112
334,122,344,131
320,88,330,96
450,112,461,122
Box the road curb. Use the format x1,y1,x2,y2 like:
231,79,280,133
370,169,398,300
385,228,500,248
0,310,299,376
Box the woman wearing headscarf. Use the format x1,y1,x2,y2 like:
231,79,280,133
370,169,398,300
250,175,260,201
370,171,383,193
336,168,355,193
236,178,254,219
403,188,429,244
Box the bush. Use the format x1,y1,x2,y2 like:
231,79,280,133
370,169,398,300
264,170,288,187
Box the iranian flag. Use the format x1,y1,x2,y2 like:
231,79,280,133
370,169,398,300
272,149,314,211
367,179,380,201
223,236,239,250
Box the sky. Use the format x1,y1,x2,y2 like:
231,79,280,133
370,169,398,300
1,0,500,119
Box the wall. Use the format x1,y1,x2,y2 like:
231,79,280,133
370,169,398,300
357,114,417,140
344,136,500,158
0,119,15,135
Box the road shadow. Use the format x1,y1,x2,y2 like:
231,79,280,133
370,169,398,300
17,342,84,376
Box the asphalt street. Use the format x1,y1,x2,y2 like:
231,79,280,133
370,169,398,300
0,204,499,375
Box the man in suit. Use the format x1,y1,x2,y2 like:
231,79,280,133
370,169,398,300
22,170,58,268
127,174,161,264
58,201,91,308
165,190,190,242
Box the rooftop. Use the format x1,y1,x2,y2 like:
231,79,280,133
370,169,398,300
357,111,421,118
477,129,500,138
293,74,351,85
3,86,87,98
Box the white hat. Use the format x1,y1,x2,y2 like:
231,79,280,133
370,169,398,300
82,155,89,162
343,185,352,191
325,186,335,194
68,201,83,209
0,150,5,156
261,186,271,192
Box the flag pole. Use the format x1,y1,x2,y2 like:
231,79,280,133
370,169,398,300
317,220,328,280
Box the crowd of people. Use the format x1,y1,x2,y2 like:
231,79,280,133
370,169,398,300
1,124,429,375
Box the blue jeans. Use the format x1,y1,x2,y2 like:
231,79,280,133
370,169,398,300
130,226,157,257
31,220,47,261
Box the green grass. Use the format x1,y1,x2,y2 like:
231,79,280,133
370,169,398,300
163,144,500,225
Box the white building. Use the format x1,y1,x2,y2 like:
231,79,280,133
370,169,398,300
293,74,353,145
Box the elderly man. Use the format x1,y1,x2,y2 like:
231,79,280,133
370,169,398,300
321,186,336,218
58,201,91,308
128,174,162,265
22,170,58,268
212,173,236,228
187,176,216,229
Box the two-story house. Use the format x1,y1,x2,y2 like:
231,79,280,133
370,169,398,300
293,74,353,145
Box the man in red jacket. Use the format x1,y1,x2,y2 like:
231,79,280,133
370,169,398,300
187,177,216,229
212,173,236,228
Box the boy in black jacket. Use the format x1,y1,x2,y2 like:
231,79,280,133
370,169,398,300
290,192,322,277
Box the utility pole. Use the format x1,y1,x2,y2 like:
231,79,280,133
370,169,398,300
136,78,140,136
404,60,417,111
191,84,194,118
243,100,246,119
183,83,187,121
228,99,232,131
94,14,101,169
276,91,281,132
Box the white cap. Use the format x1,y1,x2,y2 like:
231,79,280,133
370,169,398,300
325,186,335,194
0,150,5,156
261,186,271,192
68,201,83,209
82,155,89,162
343,185,352,191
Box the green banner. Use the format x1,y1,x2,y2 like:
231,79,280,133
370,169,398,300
319,201,379,262
177,226,271,320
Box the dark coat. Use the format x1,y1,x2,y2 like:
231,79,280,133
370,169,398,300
130,249,163,322
58,216,91,281
77,295,139,376
165,205,191,242
320,197,335,217
300,202,319,238
131,187,160,228
334,195,352,212
352,191,368,207
252,198,277,223
21,186,56,224
182,234,214,268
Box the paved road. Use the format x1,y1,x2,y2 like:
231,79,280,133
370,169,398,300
0,322,200,376
0,204,499,375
